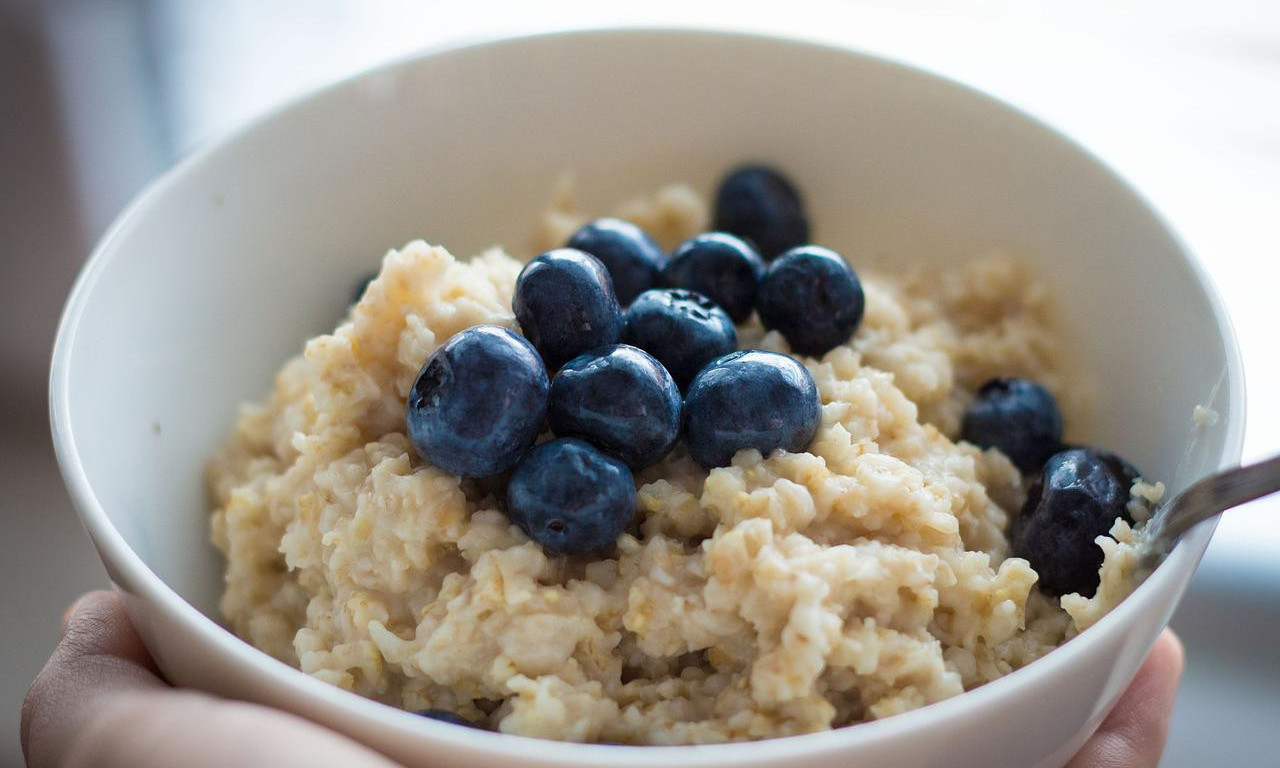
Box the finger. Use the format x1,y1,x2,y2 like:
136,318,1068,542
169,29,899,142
23,591,167,768
64,691,407,768
58,591,161,675
24,591,403,768
1067,629,1186,768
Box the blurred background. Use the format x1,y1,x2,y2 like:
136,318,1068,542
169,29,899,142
1,0,1277,765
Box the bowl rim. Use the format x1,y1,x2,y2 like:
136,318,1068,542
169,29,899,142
48,25,1247,764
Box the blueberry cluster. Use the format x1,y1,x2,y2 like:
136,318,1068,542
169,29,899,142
960,377,1143,598
403,164,856,566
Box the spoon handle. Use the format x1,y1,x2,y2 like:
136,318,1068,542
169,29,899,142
1142,454,1280,566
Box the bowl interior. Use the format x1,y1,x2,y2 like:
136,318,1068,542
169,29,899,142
56,29,1238,658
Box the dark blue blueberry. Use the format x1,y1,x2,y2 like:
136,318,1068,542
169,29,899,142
962,378,1064,473
415,709,477,728
756,246,865,357
566,218,666,305
549,345,682,469
663,232,766,323
352,272,377,305
1013,447,1138,597
622,289,737,391
712,165,809,260
506,438,636,555
1096,449,1141,490
1015,445,1139,550
513,248,623,370
406,326,549,477
683,350,822,468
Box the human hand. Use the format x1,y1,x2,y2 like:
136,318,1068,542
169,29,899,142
22,591,1184,768
21,591,401,768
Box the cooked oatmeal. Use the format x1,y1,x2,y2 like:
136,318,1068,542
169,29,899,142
208,183,1154,744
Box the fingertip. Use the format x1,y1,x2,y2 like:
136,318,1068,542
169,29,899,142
24,591,166,768
1157,629,1185,665
59,590,154,668
58,590,167,679
61,590,116,634
1145,629,1186,685
1066,628,1187,768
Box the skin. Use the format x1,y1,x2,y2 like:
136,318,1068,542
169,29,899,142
23,591,1184,768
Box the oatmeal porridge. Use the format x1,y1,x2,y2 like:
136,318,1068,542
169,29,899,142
208,174,1158,744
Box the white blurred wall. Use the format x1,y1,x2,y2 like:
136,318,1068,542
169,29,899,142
0,4,111,767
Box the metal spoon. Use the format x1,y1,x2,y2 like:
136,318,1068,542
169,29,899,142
1135,454,1280,579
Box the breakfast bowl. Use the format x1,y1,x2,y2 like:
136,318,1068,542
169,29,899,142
50,27,1243,768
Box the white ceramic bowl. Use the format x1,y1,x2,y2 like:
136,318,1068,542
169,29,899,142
51,28,1243,768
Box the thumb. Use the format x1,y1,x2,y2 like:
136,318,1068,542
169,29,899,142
22,591,167,768
23,591,406,768
1067,629,1186,768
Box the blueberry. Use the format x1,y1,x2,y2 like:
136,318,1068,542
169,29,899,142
663,233,765,323
683,350,822,468
507,438,636,555
566,218,666,305
352,272,377,305
712,165,809,260
756,246,865,356
415,709,477,728
406,326,549,477
513,248,623,370
962,378,1064,473
622,289,737,391
1013,447,1137,597
1053,444,1141,493
1097,449,1141,489
549,345,682,469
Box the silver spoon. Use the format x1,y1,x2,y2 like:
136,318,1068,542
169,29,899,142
1135,453,1280,579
